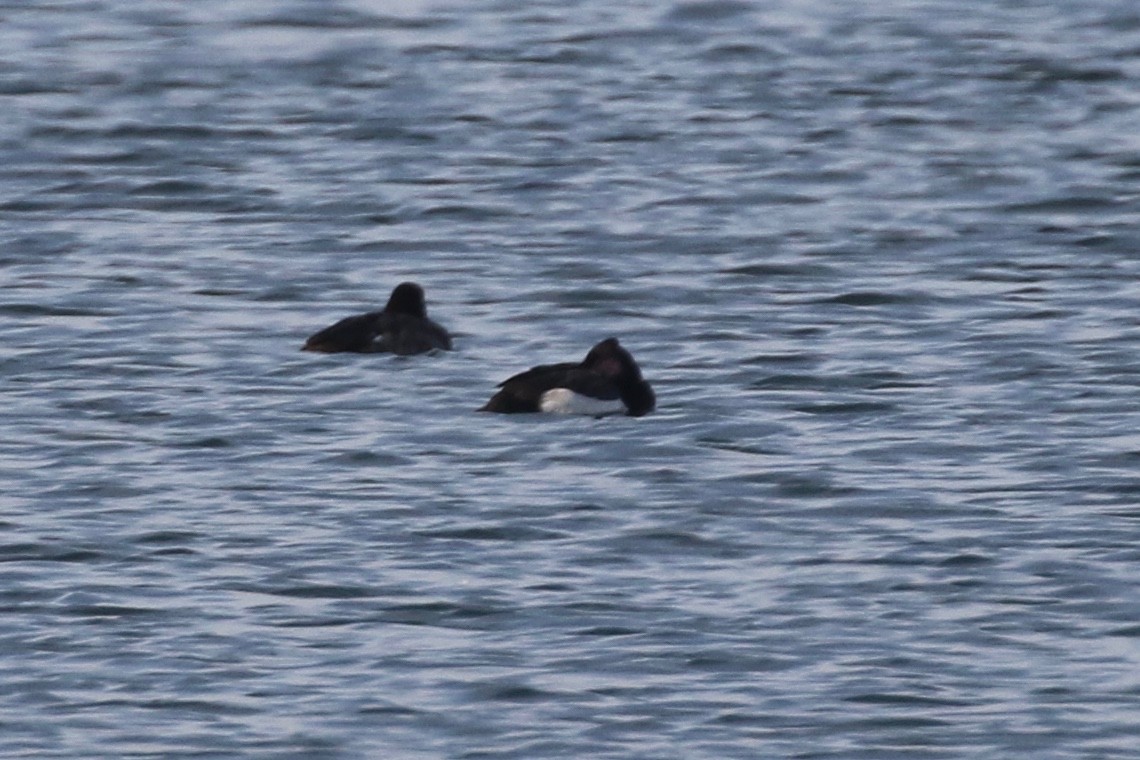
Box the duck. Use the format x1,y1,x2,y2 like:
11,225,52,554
480,338,655,417
302,282,451,355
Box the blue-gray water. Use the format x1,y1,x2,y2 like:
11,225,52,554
3,1,1140,757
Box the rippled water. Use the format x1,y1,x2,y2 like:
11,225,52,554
3,0,1140,757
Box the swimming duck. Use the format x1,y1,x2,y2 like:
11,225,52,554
302,282,451,355
480,338,655,417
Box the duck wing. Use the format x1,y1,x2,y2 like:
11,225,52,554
302,311,383,353
482,363,619,413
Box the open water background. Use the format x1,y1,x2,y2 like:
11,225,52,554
3,0,1140,757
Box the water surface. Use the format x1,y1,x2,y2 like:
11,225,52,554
2,0,1140,757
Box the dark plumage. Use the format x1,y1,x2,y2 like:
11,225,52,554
480,338,655,417
302,282,451,355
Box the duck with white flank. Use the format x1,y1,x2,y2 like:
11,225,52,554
302,282,451,355
480,338,655,417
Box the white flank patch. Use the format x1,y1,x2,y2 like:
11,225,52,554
538,388,625,416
